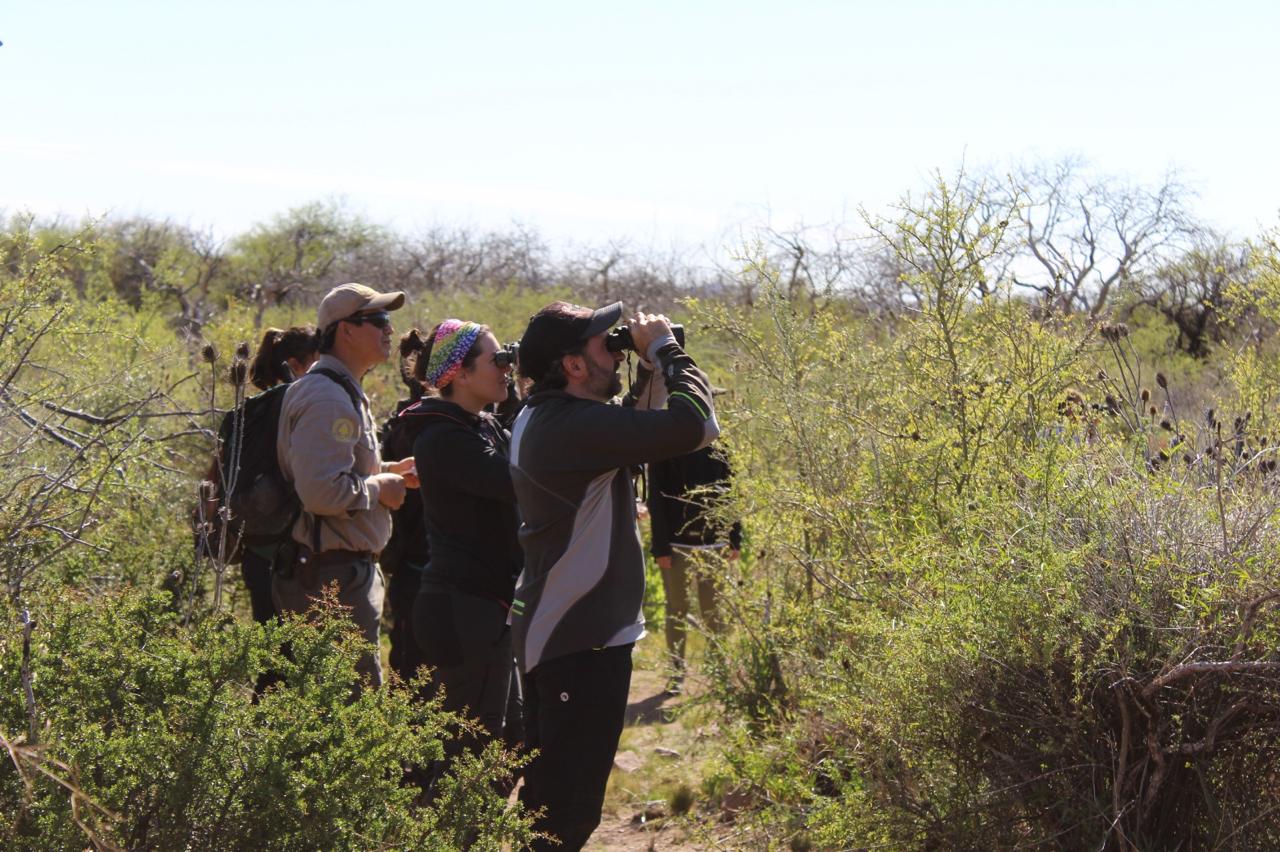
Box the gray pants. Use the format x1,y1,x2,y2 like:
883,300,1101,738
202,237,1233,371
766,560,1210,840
272,553,385,689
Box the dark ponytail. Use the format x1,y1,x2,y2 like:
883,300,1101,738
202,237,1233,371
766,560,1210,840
400,329,428,401
248,325,319,390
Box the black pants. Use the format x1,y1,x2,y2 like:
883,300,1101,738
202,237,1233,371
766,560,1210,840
241,547,284,697
520,643,633,852
386,563,426,683
412,583,514,761
240,548,277,624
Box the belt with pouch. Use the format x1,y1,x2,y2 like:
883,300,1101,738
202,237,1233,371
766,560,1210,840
298,546,374,567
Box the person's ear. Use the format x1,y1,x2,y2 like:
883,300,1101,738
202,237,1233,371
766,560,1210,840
562,352,586,380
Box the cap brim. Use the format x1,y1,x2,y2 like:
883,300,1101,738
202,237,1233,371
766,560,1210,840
366,291,406,312
581,301,623,339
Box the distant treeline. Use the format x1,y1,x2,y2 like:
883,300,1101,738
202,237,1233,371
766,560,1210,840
4,157,1273,361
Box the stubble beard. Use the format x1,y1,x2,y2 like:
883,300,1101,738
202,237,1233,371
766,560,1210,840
587,357,622,399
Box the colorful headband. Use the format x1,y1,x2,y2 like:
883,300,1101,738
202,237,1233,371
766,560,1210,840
424,319,484,389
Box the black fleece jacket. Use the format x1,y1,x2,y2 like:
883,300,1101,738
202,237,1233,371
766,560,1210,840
379,397,431,570
407,397,522,604
648,444,742,557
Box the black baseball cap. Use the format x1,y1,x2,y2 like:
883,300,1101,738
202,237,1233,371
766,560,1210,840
518,300,623,382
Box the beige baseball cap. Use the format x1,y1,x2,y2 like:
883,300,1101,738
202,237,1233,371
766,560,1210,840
317,283,406,330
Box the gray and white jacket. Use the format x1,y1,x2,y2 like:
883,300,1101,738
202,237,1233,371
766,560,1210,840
509,339,719,673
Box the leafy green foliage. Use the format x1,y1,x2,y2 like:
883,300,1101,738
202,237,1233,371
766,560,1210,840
698,177,1280,847
7,184,1280,848
0,589,531,850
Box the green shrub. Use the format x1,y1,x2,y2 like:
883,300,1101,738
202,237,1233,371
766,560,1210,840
0,589,532,850
698,177,1280,848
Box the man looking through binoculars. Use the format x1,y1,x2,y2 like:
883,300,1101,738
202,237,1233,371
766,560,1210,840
508,300,719,850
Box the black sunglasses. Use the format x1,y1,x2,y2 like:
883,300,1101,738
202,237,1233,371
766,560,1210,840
343,311,392,329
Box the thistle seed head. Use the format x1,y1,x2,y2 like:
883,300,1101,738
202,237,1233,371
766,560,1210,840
201,343,218,364
1099,322,1131,341
198,480,217,501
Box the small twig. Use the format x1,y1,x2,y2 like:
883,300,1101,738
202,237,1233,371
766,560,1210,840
142,428,216,443
1143,660,1280,698
0,729,124,850
29,523,111,554
21,610,38,744
1212,424,1230,557
1112,678,1133,833
1172,696,1250,756
39,400,223,425
1232,590,1280,659
4,398,85,451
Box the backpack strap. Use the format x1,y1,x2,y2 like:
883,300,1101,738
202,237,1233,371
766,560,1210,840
311,367,365,418
302,366,367,554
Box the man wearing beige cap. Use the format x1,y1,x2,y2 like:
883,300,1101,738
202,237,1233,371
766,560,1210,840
274,283,418,688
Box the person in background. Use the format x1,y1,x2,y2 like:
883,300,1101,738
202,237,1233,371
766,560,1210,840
647,442,742,693
248,326,320,394
203,325,318,624
377,330,432,684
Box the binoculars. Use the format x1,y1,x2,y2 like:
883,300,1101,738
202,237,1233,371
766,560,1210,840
605,323,685,353
494,344,519,369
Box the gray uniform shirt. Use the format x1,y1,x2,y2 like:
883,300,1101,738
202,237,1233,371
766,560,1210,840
277,354,391,553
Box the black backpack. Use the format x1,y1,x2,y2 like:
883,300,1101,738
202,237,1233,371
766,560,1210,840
377,399,431,576
217,368,362,559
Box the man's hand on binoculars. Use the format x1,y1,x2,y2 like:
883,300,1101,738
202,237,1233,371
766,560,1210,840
626,312,674,359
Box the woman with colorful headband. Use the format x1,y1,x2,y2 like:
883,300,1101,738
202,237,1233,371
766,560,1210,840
396,318,521,793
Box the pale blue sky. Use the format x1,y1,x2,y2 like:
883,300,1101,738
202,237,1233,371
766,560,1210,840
2,1,1277,249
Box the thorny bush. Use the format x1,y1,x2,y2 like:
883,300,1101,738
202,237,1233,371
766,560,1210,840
695,176,1280,848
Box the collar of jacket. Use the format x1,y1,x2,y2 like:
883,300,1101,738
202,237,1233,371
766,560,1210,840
311,353,363,390
524,389,602,408
399,396,483,426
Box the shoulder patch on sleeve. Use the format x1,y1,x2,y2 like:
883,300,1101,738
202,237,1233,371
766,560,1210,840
331,417,359,443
